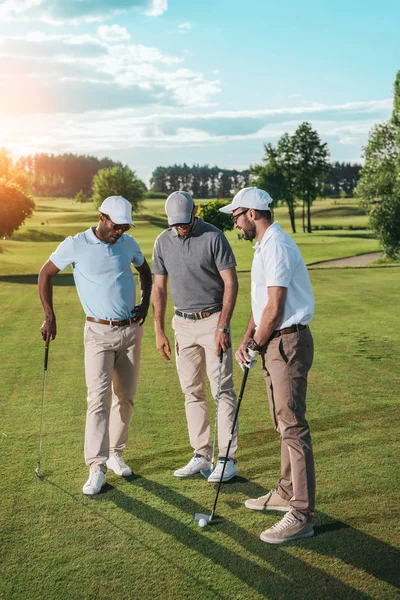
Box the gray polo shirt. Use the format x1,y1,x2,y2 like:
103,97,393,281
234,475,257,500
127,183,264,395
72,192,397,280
152,218,236,312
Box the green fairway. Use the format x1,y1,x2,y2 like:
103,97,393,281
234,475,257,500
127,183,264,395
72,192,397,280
0,265,399,599
0,196,380,275
1,196,398,599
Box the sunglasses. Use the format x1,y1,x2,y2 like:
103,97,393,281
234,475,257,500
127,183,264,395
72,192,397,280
102,214,131,233
232,209,249,224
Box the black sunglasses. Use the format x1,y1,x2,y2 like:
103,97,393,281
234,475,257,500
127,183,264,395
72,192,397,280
102,214,131,232
232,209,249,224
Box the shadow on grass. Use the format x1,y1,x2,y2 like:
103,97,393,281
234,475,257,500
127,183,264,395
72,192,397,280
124,477,400,593
42,474,399,597
0,274,75,285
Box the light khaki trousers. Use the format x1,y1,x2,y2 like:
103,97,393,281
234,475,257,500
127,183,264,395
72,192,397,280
262,327,315,520
84,321,143,472
172,312,238,461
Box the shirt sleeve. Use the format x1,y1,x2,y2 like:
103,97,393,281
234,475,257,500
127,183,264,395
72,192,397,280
49,236,75,271
264,243,297,288
129,237,145,268
213,232,237,271
151,235,168,275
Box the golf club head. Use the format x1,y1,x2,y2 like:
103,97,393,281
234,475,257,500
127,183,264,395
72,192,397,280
35,467,42,479
200,468,212,479
195,513,211,522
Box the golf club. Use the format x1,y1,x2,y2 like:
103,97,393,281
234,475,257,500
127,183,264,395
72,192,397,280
200,347,224,479
35,344,49,479
195,365,249,525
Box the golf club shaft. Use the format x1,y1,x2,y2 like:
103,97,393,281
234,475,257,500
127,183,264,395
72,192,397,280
210,366,249,519
36,344,49,473
211,348,224,467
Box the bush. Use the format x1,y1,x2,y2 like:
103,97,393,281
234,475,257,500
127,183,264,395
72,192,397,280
198,199,234,232
369,196,400,258
74,189,91,203
0,179,35,237
92,167,147,212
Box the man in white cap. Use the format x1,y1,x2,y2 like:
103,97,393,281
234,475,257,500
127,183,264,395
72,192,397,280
152,191,239,482
220,187,316,543
38,196,152,495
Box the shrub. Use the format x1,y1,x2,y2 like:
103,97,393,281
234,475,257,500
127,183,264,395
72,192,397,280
198,199,234,232
369,196,400,258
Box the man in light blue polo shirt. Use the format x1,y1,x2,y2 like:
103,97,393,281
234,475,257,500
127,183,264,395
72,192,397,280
220,187,316,544
38,196,152,495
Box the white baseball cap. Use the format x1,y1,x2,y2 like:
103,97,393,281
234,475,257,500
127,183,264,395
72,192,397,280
219,187,273,214
165,191,194,226
98,196,134,225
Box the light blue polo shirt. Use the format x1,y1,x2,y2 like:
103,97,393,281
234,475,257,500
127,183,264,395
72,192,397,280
50,227,145,320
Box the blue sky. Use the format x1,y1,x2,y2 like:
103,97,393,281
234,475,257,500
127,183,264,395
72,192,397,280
0,0,398,183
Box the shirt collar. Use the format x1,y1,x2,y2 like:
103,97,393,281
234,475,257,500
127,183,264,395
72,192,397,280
253,222,281,251
86,227,101,244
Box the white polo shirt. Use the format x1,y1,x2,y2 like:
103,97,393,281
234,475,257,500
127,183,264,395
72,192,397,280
251,222,314,329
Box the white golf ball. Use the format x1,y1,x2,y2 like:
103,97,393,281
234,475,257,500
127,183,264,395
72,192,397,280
199,518,207,528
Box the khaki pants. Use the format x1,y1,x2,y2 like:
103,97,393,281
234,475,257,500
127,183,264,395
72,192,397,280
172,312,238,461
262,327,315,520
84,321,143,472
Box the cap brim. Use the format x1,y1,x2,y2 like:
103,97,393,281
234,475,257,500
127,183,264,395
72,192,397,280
168,212,192,226
219,203,235,214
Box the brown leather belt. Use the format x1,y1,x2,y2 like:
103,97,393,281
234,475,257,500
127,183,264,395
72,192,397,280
86,316,135,327
269,324,308,340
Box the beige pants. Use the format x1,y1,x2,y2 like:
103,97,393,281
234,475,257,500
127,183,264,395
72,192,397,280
262,327,315,520
172,312,238,461
84,321,143,472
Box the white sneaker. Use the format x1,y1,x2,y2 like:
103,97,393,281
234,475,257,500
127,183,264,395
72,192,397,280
82,470,106,495
106,454,132,477
207,458,237,483
174,455,211,478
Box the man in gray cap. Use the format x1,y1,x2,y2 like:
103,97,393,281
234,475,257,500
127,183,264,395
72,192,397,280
152,191,239,482
220,187,315,543
38,196,152,495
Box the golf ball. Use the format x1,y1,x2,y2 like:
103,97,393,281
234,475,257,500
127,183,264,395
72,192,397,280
199,518,207,528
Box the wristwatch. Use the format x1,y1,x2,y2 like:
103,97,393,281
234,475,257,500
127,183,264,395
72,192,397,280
217,327,230,334
246,338,263,354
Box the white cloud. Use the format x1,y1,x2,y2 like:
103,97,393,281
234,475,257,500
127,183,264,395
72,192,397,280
145,0,167,17
0,0,167,24
98,25,131,43
178,22,192,33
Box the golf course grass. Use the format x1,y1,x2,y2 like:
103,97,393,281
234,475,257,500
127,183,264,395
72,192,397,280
0,197,399,599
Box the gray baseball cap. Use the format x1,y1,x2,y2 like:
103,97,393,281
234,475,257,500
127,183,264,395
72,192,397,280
165,191,194,226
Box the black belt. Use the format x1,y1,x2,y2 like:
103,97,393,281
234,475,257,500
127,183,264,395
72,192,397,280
86,316,135,327
174,304,222,320
269,324,308,340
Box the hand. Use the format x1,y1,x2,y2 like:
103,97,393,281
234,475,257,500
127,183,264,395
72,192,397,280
40,317,56,344
235,337,257,370
235,336,252,365
131,303,149,326
240,347,258,371
215,330,230,356
156,331,171,361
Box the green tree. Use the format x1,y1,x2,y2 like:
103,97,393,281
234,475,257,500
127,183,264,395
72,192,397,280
291,122,331,233
198,200,234,232
92,167,146,212
0,179,35,237
356,71,400,258
251,134,298,233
